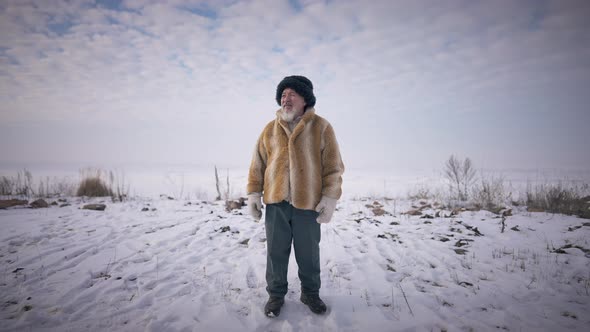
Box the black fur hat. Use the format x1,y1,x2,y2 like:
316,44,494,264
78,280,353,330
275,75,316,108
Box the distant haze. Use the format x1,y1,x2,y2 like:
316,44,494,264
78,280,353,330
1,0,589,172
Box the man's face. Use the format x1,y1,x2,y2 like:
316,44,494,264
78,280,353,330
280,88,306,121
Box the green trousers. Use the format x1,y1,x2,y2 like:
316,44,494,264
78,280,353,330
265,201,321,298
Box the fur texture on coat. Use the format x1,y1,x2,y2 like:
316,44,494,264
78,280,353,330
247,108,344,211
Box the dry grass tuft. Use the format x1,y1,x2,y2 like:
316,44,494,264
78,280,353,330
526,182,590,218
77,169,113,197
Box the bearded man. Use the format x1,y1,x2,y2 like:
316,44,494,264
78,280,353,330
247,75,345,317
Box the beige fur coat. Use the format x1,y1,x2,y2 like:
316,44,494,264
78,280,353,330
247,108,344,211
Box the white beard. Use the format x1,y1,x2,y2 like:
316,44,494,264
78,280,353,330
279,106,302,123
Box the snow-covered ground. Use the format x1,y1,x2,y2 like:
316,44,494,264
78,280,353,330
1,188,589,331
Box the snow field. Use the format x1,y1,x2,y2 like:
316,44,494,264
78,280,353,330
1,196,589,331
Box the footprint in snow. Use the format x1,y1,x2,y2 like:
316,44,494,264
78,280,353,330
246,266,258,289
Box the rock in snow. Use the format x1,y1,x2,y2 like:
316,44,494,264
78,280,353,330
82,203,106,211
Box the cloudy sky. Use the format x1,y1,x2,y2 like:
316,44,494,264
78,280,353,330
1,0,589,172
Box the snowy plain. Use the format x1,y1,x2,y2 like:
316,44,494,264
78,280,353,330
1,166,589,331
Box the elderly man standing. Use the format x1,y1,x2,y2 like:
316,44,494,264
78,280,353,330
247,75,345,317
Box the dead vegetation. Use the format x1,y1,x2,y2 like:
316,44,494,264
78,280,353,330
525,182,590,218
438,155,590,218
444,155,476,201
1,169,76,198
76,169,113,197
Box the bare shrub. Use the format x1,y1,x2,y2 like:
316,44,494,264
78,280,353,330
37,176,49,198
471,174,506,210
109,170,130,202
35,176,77,198
51,177,77,197
407,184,432,200
443,155,476,201
526,181,590,218
77,168,113,197
1,172,76,198
15,169,34,197
0,169,34,197
0,176,14,196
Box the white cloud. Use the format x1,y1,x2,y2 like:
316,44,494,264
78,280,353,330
0,0,589,170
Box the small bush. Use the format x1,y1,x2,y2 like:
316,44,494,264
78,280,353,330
443,155,476,201
77,169,113,197
0,176,14,196
77,177,113,197
1,169,34,197
472,174,506,210
109,170,130,202
50,177,77,197
16,169,34,197
407,184,433,200
526,182,590,218
38,176,76,198
1,172,78,198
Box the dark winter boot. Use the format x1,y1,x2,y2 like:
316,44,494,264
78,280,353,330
300,293,327,314
264,296,285,317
